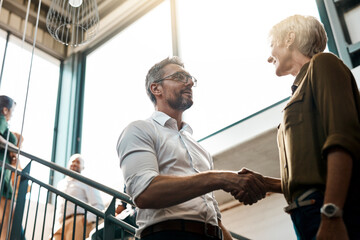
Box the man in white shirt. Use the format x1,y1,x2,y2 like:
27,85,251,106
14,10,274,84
117,57,266,240
52,154,104,240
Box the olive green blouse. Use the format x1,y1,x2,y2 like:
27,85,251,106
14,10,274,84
277,52,360,203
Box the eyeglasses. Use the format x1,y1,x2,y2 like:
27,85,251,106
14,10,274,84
154,71,197,87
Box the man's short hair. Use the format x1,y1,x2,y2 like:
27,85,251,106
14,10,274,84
145,56,184,105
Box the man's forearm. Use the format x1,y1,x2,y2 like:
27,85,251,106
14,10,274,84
135,171,225,208
135,170,265,208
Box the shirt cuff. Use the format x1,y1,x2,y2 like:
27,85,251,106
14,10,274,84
322,133,360,160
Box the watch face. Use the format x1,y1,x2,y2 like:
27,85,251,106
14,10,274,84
321,204,342,218
325,205,336,214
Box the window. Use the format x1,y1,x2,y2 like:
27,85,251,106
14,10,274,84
176,0,322,139
81,1,172,200
0,35,60,201
81,0,323,200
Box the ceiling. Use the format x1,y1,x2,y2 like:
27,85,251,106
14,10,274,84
0,0,163,60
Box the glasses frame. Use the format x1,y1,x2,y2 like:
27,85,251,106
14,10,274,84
154,71,197,87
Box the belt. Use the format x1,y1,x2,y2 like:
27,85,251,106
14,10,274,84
284,188,318,213
140,219,223,239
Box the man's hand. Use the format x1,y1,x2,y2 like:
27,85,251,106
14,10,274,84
233,168,267,205
221,169,266,205
115,204,126,216
316,217,348,240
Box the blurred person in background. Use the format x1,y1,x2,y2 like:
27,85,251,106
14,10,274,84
52,154,104,240
0,95,24,240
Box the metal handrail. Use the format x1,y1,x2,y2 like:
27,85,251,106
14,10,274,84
19,168,105,219
1,143,248,240
0,142,137,239
0,142,133,206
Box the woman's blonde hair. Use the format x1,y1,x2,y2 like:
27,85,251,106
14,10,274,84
269,15,327,58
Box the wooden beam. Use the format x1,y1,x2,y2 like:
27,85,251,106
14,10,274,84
2,0,47,31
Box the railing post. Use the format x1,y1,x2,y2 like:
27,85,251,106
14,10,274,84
10,161,31,239
103,197,116,239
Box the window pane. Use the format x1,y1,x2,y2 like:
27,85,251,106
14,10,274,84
177,0,322,140
0,35,60,199
82,1,172,198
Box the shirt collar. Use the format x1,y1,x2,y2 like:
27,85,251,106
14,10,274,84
291,61,310,95
151,111,193,134
293,61,310,88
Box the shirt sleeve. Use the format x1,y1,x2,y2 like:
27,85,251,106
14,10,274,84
212,192,222,220
117,121,159,205
55,179,66,222
85,185,104,222
310,53,360,160
208,155,221,219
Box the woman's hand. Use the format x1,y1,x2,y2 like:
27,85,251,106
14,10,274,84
12,132,24,147
9,151,18,165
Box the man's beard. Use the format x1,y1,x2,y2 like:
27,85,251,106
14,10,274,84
167,91,193,111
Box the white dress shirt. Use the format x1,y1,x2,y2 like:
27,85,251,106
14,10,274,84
117,111,221,237
56,176,105,223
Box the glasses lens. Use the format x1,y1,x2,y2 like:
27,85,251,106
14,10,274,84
174,72,186,82
165,72,197,87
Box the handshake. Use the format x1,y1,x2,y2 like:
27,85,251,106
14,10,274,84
220,168,269,205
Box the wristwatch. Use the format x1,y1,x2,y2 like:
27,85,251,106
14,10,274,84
320,203,342,218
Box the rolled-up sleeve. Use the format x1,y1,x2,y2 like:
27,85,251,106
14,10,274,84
121,151,159,202
117,121,160,204
311,54,360,161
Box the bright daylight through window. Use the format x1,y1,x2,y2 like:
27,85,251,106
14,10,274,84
81,0,322,199
0,34,60,202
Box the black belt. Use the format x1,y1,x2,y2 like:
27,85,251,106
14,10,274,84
140,219,223,239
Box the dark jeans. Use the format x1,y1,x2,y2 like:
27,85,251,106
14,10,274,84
290,190,360,240
290,191,323,240
141,230,221,240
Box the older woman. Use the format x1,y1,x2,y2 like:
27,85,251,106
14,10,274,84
245,15,360,240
